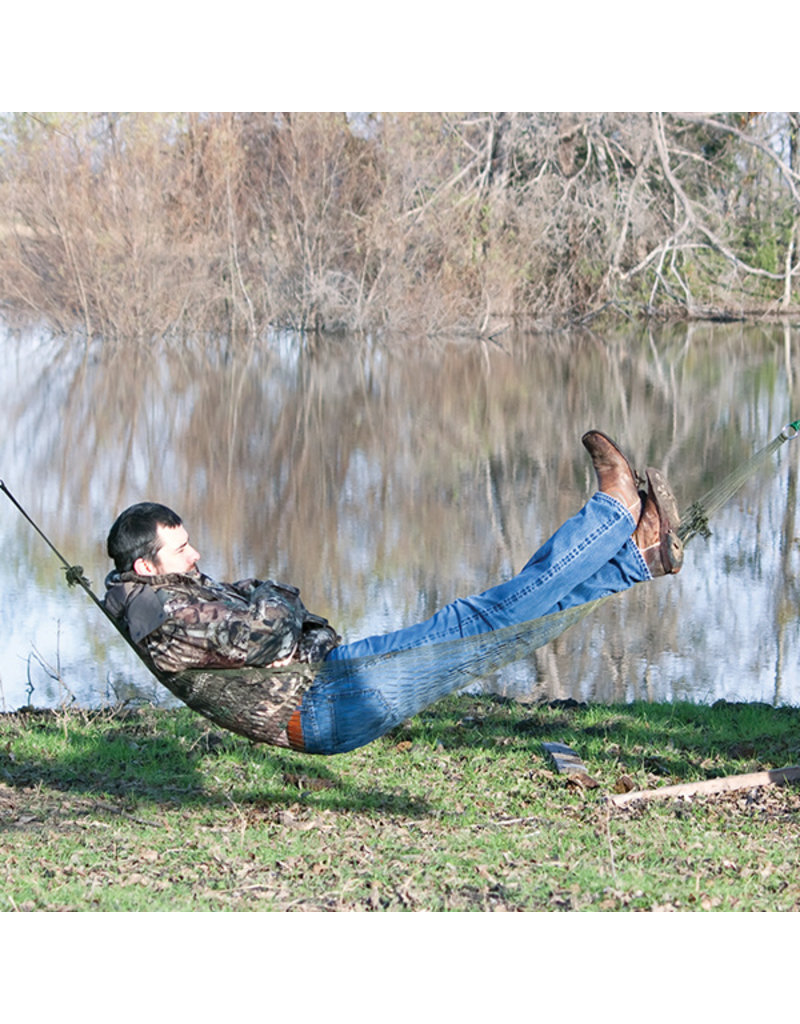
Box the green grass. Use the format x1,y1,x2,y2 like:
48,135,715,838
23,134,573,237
2,696,800,911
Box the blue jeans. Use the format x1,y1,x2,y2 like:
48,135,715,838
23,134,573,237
298,493,649,754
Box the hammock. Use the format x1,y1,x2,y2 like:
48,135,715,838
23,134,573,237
4,421,798,747
159,594,612,747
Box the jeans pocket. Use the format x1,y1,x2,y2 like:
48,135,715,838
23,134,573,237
326,687,393,754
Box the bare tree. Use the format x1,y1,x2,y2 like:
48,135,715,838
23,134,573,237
1,112,798,342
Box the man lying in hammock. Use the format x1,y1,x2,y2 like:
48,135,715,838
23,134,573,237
103,432,683,755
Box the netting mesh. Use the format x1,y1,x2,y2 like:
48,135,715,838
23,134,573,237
160,594,611,746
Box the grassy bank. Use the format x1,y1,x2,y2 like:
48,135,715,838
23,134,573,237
2,696,800,912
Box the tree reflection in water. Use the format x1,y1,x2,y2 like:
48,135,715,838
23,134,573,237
1,322,799,711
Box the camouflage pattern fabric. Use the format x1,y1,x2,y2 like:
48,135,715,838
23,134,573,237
103,570,341,746
104,570,340,674
162,662,320,747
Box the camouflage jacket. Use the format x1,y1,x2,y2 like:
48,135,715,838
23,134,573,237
103,569,341,676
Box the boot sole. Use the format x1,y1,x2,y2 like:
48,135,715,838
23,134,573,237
645,468,683,574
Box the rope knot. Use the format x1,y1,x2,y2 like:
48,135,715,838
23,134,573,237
64,564,91,589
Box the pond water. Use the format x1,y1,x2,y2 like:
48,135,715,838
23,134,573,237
1,321,799,712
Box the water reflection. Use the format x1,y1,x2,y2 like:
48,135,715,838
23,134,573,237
1,323,799,711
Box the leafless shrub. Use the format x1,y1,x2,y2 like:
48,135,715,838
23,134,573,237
1,112,799,343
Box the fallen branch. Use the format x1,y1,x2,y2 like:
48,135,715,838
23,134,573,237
608,764,800,807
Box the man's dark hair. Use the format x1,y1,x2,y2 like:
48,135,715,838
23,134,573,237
107,502,183,573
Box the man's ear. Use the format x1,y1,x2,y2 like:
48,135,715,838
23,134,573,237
133,556,158,577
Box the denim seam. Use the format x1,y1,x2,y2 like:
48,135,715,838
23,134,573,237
301,686,393,753
628,540,652,580
412,499,633,646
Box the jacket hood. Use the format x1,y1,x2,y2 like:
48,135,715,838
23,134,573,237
103,570,172,643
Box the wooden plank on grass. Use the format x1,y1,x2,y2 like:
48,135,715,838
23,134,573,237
608,764,800,807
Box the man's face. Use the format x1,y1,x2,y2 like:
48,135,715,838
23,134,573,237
144,524,200,576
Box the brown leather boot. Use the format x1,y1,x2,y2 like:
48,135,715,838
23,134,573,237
581,430,642,519
634,468,684,576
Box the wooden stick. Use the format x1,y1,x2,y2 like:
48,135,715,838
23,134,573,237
608,764,800,807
